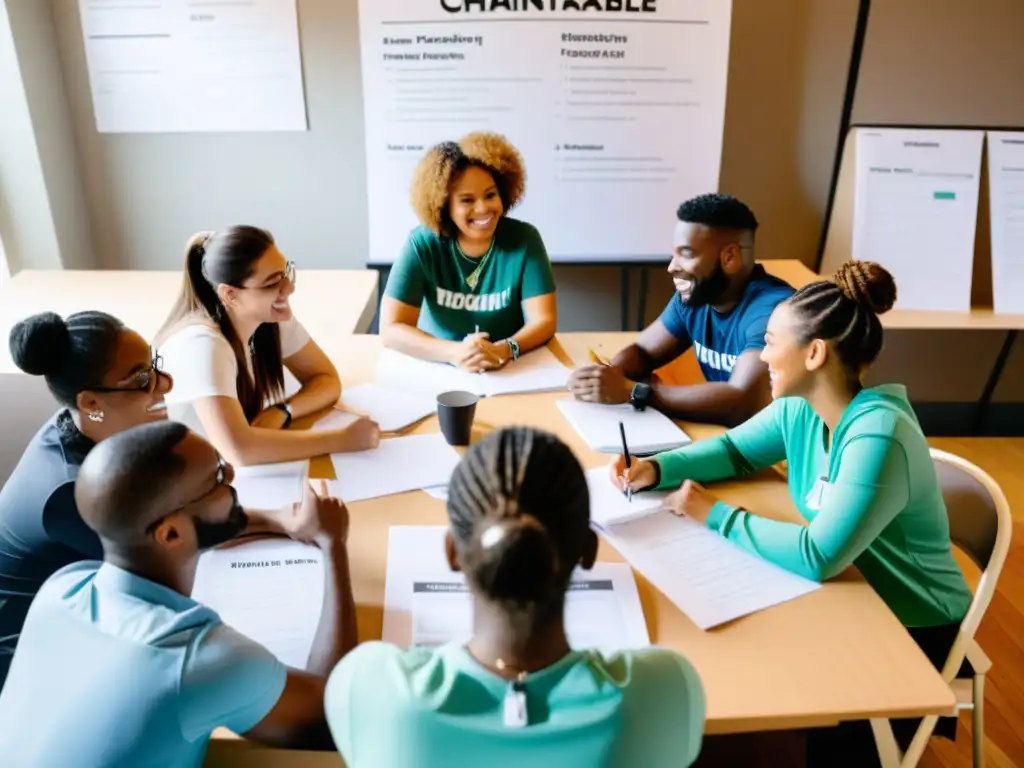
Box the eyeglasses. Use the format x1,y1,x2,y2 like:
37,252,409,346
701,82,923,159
238,261,297,293
145,455,229,535
90,354,166,394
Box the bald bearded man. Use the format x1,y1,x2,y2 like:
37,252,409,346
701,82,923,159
0,421,356,767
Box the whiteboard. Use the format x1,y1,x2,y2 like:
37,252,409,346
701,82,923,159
853,127,984,312
987,131,1024,314
78,0,307,133
358,0,732,265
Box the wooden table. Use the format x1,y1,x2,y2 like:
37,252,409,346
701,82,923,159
0,269,379,374
206,332,954,767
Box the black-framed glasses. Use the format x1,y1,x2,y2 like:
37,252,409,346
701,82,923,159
145,455,229,536
90,354,166,394
238,261,296,292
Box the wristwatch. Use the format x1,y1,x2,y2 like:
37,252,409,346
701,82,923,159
629,381,652,411
272,402,293,428
506,338,521,362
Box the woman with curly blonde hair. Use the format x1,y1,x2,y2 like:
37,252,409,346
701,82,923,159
380,132,557,372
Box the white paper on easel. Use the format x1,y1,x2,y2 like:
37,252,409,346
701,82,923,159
191,538,323,669
232,460,308,510
601,511,820,630
558,400,692,455
853,128,984,311
337,383,436,432
383,526,649,658
327,434,461,503
78,0,307,133
987,132,1024,314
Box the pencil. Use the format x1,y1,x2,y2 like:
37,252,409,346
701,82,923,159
618,421,632,502
589,348,610,365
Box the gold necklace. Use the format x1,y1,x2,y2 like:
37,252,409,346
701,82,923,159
458,239,496,291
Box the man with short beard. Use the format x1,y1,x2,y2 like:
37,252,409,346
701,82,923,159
0,420,357,767
568,193,794,426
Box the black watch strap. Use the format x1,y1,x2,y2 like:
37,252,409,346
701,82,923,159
273,402,293,428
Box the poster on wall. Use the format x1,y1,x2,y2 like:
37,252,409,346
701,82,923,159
987,132,1024,315
853,128,984,312
358,0,733,264
78,0,308,133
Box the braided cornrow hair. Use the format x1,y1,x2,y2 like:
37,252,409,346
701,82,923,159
447,427,590,629
787,260,897,383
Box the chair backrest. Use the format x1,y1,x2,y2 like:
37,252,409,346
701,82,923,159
0,374,58,488
930,448,1013,679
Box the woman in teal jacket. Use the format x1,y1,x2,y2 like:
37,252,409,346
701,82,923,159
613,260,972,766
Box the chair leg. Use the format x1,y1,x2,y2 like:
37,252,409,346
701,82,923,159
973,673,985,767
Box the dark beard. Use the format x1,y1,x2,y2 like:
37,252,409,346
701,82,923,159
193,488,248,550
681,263,729,308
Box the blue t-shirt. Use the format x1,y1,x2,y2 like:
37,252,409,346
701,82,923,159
0,561,286,768
659,265,794,382
325,641,705,768
0,411,102,689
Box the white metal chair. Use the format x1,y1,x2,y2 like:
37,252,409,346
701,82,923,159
870,448,1012,768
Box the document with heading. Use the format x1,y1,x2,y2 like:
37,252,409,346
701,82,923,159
78,0,307,133
558,399,692,455
191,538,323,669
600,509,820,630
337,383,436,432
232,460,308,511
853,128,984,311
383,527,649,657
987,131,1024,314
376,347,569,399
327,433,461,503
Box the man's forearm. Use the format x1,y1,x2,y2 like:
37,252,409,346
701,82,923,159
306,539,357,677
610,344,656,381
651,381,757,427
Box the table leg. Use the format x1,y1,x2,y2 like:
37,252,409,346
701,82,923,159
972,329,1018,434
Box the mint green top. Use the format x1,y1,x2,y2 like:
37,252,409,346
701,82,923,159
652,385,972,628
325,641,705,768
385,218,557,342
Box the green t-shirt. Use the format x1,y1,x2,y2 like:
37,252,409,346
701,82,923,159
325,641,705,768
384,217,557,341
651,384,973,628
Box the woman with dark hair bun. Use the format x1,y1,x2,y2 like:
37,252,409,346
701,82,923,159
0,310,173,689
324,427,705,768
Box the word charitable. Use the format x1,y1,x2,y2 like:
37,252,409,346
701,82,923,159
440,0,657,13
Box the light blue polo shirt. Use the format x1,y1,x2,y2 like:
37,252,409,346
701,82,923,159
325,641,705,768
0,561,286,767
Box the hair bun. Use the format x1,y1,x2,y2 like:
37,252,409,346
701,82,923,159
471,514,558,604
833,260,897,315
9,312,71,377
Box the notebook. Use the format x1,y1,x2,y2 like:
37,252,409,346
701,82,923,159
557,399,692,455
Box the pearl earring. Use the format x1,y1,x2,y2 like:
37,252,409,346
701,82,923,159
88,411,105,423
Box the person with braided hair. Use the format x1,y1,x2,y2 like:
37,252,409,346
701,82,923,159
325,427,705,768
613,260,972,764
380,133,558,373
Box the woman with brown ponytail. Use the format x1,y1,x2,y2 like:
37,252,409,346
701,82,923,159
156,227,379,466
613,260,973,765
324,427,705,768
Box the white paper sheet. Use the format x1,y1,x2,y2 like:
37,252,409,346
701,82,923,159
78,0,307,133
191,538,323,669
384,527,649,657
853,128,984,311
558,400,692,455
327,434,461,503
337,383,436,432
585,467,668,529
987,132,1024,314
376,347,569,399
422,485,449,502
232,460,308,511
601,511,820,630
310,409,361,433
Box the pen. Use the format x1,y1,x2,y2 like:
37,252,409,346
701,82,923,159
589,348,610,365
619,421,632,502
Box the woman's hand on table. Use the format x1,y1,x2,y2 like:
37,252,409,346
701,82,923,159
333,415,381,452
452,332,504,373
608,454,658,493
663,480,717,525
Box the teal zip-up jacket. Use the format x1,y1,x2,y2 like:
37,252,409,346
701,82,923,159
652,384,972,627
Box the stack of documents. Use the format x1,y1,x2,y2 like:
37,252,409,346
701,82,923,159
376,347,569,398
586,469,821,629
336,383,436,432
328,433,461,503
191,538,324,669
383,527,650,657
558,400,692,455
232,460,308,511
